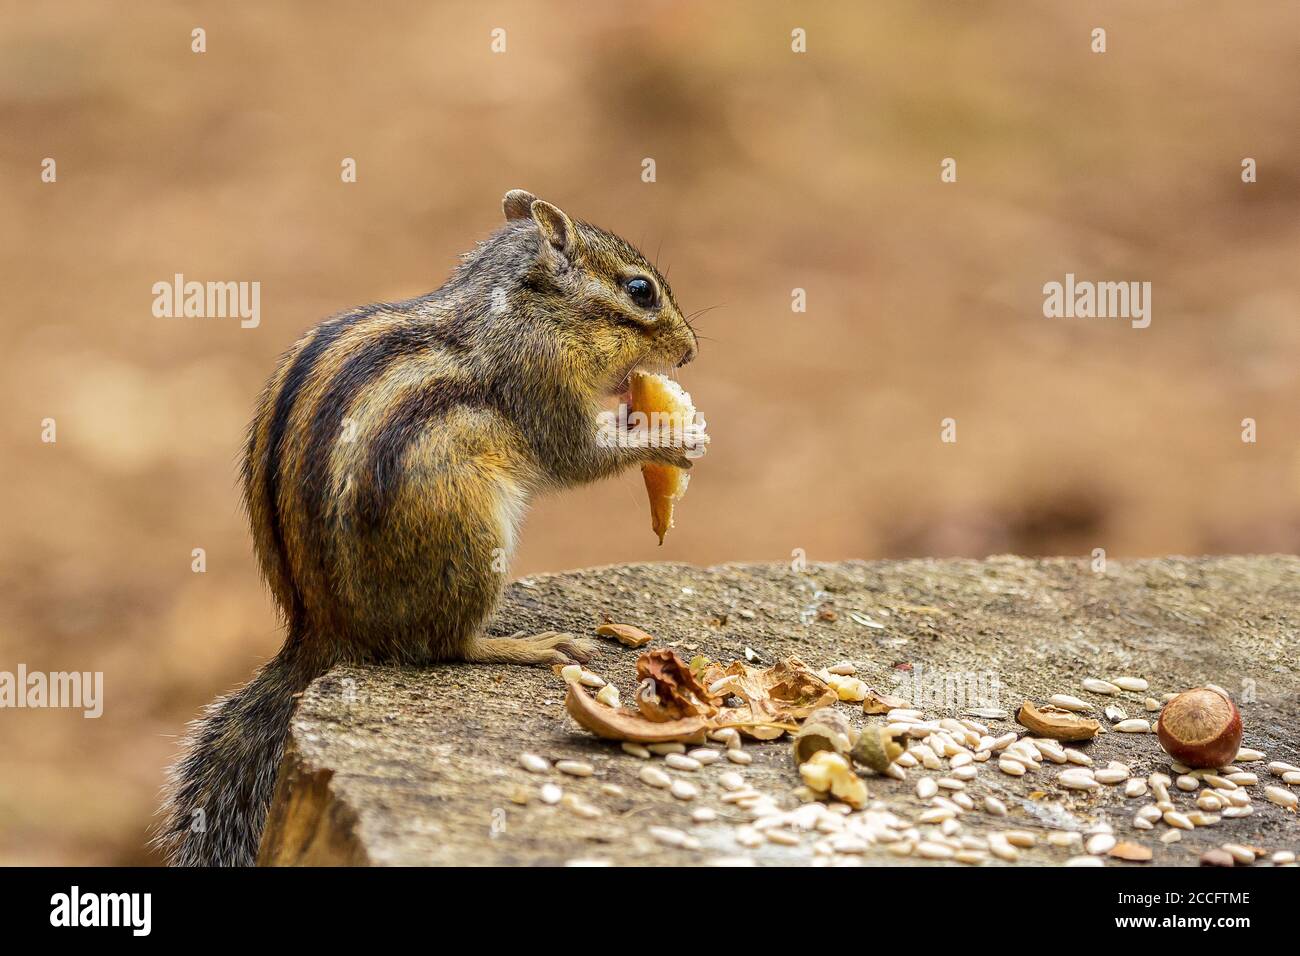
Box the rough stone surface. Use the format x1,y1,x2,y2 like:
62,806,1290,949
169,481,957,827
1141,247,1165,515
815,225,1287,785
258,557,1300,866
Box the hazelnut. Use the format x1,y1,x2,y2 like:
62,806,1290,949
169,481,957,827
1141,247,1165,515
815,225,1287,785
1156,688,1242,769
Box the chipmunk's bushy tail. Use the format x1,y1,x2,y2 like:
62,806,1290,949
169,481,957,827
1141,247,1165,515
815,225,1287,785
157,637,322,866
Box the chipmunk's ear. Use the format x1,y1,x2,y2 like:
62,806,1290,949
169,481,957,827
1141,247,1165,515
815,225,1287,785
529,199,575,255
502,189,537,221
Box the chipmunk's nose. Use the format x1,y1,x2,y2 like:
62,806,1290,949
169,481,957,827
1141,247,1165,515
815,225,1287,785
676,323,698,367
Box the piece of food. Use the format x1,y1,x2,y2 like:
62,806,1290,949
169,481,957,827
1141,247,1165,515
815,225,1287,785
1157,688,1243,769
1109,841,1153,862
700,656,837,740
792,708,854,766
799,751,869,809
849,723,907,772
629,371,696,544
564,680,709,744
635,648,720,721
1016,700,1101,741
861,687,912,715
594,622,654,647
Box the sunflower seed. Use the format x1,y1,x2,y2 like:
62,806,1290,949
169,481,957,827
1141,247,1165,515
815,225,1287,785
671,779,699,801
1111,676,1148,692
688,748,721,766
1225,771,1257,785
1086,833,1116,855
1268,761,1300,776
665,754,702,772
1272,851,1296,864
649,826,699,849
564,795,602,819
1104,704,1128,723
1197,792,1224,811
726,749,752,765
1284,771,1300,785
1037,741,1068,764
639,765,671,788
983,796,1008,816
1094,767,1128,785
828,661,857,675
1114,719,1152,733
915,841,955,860
1234,748,1265,762
647,743,686,755
888,708,924,721
916,777,938,800
1160,830,1182,844
519,752,550,773
1175,775,1200,792
1265,786,1298,808
719,771,745,791
1222,805,1254,818
595,684,621,707
1082,678,1119,695
1066,855,1104,866
1163,811,1194,829
1220,843,1254,864
1144,698,1161,711
540,783,563,805
1065,749,1093,766
766,829,801,846
918,807,956,824
1059,768,1100,790
999,757,1027,777
1125,779,1148,798
1187,812,1220,826
1005,830,1036,848
620,742,651,759
1050,694,1092,712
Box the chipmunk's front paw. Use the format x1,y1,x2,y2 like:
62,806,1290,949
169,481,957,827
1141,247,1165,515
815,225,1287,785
646,411,709,469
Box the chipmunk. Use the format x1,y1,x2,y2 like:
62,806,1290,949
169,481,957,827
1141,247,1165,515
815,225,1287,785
158,190,706,866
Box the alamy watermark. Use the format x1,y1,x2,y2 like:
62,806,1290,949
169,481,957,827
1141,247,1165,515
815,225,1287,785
1,665,103,718
892,664,1001,712
152,273,260,328
595,404,707,456
1043,273,1151,329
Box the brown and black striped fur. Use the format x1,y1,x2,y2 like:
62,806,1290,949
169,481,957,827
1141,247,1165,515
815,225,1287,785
158,190,702,865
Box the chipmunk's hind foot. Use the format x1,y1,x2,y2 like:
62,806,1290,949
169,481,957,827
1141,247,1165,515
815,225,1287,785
463,631,598,666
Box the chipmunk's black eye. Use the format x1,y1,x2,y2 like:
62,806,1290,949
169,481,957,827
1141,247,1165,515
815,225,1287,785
624,276,657,309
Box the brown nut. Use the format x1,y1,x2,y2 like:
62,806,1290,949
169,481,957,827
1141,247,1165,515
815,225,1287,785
1016,700,1101,742
1156,688,1242,769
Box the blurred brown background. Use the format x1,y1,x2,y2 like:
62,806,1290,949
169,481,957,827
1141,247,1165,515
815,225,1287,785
1,1,1297,863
